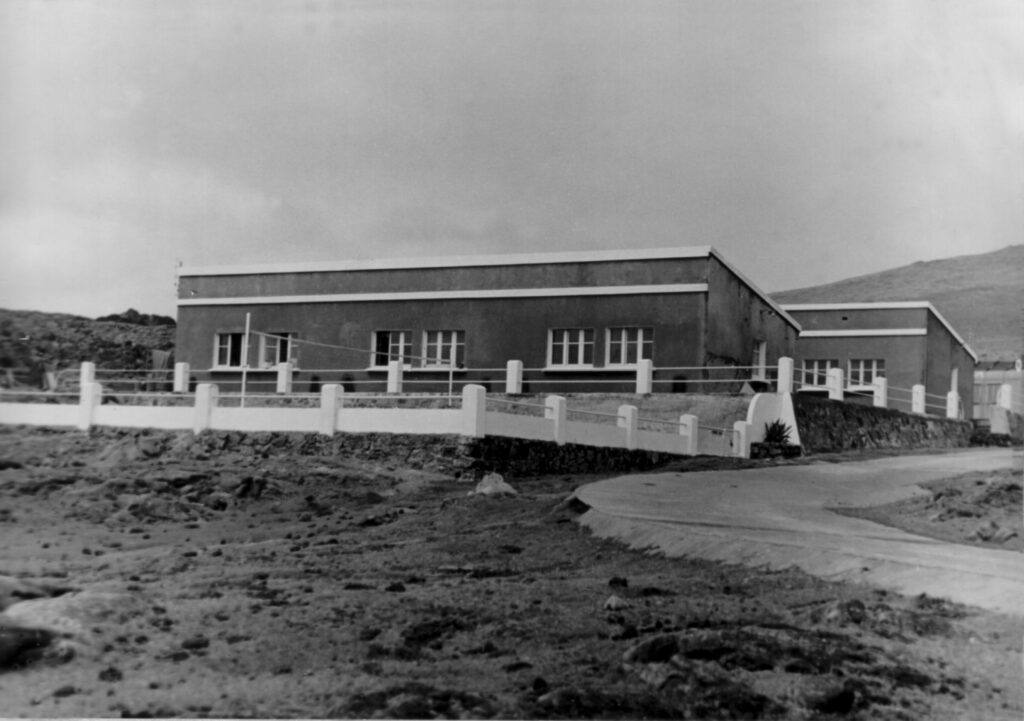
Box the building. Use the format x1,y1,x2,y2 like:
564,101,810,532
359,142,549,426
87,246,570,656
973,357,1023,429
175,246,800,394
781,302,976,417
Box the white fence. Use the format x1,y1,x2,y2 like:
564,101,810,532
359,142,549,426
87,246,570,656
0,378,759,458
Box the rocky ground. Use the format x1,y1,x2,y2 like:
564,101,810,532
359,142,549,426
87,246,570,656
0,426,1021,719
836,468,1023,553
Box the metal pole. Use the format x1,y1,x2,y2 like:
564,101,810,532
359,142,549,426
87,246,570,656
240,312,251,408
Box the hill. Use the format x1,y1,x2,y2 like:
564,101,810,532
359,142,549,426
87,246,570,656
773,245,1024,361
0,308,176,384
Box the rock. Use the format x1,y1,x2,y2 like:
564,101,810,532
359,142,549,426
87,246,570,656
98,666,123,682
608,576,629,589
0,576,60,612
1,591,146,649
970,520,998,541
181,636,209,651
603,594,631,611
537,687,584,714
0,624,54,669
622,634,680,665
469,473,517,497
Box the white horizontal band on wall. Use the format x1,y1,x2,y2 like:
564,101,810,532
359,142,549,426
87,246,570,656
177,283,710,307
798,329,927,338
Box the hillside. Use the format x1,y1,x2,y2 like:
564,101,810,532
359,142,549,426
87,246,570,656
0,309,176,381
774,245,1024,361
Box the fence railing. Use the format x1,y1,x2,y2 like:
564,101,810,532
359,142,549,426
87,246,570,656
0,375,756,458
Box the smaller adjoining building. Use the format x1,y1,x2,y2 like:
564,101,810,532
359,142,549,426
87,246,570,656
781,302,976,417
973,357,1023,431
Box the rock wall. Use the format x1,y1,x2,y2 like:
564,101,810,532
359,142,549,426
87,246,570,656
792,394,972,454
74,427,679,478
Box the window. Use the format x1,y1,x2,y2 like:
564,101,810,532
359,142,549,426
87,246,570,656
801,359,838,387
215,333,244,368
606,327,654,366
373,330,413,368
259,332,297,368
422,330,465,368
848,359,885,387
549,328,595,367
751,340,767,380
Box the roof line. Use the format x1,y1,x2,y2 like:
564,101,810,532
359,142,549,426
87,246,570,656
177,245,715,277
781,302,978,361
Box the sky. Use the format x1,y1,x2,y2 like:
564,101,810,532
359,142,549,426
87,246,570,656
2,0,1022,319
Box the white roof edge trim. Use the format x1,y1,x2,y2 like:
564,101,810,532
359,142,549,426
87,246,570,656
706,249,802,332
176,283,711,306
799,329,927,338
177,245,715,277
781,302,977,361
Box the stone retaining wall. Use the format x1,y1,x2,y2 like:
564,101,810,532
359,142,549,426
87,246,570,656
792,394,972,454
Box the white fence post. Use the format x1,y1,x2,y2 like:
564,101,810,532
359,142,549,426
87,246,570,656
872,376,888,408
826,367,844,401
635,359,654,394
173,362,190,393
318,384,344,436
461,384,487,438
80,362,96,387
996,383,1012,410
545,395,567,445
193,383,218,434
911,384,926,414
733,420,751,458
777,357,794,394
679,414,698,455
505,360,523,395
275,362,293,394
618,405,638,450
387,360,404,394
946,391,960,419
77,381,101,431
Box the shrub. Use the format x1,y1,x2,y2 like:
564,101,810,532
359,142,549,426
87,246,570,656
763,419,793,446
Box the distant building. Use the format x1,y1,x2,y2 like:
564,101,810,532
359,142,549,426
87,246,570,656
973,357,1023,423
781,302,976,417
175,246,799,393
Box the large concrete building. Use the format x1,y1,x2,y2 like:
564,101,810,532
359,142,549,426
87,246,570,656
175,246,800,393
781,302,976,417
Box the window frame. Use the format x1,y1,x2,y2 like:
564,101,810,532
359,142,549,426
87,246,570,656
847,358,885,389
800,358,839,388
421,330,466,369
258,331,298,369
604,326,654,368
372,330,414,369
547,328,596,369
213,332,245,369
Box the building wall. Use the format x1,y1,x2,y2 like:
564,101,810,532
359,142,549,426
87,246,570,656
924,312,975,416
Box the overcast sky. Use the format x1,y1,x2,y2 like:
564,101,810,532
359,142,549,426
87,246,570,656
2,0,1021,318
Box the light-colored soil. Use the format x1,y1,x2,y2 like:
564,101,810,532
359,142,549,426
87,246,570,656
835,468,1023,553
0,427,1021,719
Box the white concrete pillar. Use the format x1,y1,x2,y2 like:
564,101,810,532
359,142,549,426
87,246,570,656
505,360,523,395
173,362,190,393
318,384,344,436
80,362,96,387
275,362,293,394
776,357,794,394
77,381,102,431
679,414,698,455
545,395,567,445
635,359,654,395
946,391,960,419
386,360,404,394
912,384,926,415
826,367,844,401
618,405,638,450
193,383,218,434
461,384,487,438
872,376,888,408
733,420,752,459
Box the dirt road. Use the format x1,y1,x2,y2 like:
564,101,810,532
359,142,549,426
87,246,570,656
576,449,1024,615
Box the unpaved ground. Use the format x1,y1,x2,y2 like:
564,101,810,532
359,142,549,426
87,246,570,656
0,427,1021,719
835,468,1023,553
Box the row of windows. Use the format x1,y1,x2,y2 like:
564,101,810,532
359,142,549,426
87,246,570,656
801,359,886,388
212,327,656,370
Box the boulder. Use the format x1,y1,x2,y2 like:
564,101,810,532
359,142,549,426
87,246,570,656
468,473,517,497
